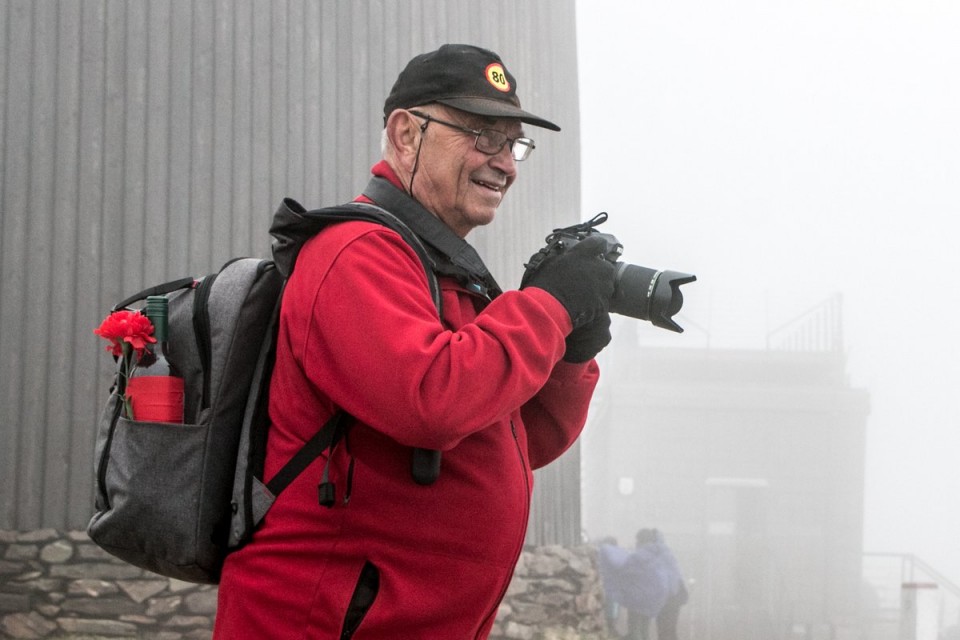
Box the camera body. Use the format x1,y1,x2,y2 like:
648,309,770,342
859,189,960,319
525,213,696,333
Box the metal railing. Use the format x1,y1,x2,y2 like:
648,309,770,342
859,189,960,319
767,293,845,352
863,553,960,640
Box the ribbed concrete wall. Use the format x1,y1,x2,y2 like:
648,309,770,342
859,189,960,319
0,0,582,543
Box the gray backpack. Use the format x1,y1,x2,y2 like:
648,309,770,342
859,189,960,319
88,200,440,584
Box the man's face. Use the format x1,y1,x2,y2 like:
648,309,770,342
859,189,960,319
409,106,524,238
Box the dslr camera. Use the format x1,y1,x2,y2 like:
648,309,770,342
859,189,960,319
525,213,696,333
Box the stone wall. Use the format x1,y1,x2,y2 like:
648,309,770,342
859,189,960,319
1,530,608,639
1,530,216,639
491,545,608,640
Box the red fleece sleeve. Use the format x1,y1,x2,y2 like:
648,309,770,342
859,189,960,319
285,223,577,451
522,360,599,469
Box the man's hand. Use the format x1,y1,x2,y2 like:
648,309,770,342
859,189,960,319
521,235,617,329
563,313,612,363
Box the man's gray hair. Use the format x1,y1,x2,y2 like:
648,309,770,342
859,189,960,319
381,104,442,156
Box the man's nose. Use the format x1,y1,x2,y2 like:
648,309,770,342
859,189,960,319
488,144,518,177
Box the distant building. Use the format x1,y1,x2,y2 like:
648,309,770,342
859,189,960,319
583,302,870,638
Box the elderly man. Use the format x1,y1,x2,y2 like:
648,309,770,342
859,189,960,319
214,43,617,639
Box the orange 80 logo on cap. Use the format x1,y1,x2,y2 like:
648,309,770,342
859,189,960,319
485,63,511,93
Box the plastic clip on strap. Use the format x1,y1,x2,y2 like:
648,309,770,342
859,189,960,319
317,431,354,508
318,467,336,507
317,420,356,508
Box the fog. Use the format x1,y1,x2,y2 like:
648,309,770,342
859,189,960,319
576,0,960,586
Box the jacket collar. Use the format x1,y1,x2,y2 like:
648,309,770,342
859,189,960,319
362,173,502,299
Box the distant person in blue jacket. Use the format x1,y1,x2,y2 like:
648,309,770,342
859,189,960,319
597,536,628,634
598,528,689,640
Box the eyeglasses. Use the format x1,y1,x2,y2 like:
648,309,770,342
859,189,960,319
408,110,536,162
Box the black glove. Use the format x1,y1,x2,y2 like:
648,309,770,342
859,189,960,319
563,313,611,363
521,235,617,329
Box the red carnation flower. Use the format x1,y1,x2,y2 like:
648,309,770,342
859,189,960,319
94,310,156,358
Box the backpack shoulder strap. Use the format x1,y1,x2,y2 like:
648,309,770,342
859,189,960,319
299,202,445,487
233,198,446,545
270,198,442,315
363,177,502,298
315,201,443,314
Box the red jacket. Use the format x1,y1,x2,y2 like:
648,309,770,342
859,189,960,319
214,167,599,639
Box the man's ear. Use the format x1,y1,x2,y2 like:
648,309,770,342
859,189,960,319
385,109,423,171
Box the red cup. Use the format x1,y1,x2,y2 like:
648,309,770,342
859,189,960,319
127,376,185,423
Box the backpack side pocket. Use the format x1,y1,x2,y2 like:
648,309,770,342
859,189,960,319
87,415,222,583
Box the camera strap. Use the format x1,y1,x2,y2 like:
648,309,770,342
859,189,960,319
362,177,502,300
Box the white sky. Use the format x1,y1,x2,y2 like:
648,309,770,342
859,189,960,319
576,0,960,584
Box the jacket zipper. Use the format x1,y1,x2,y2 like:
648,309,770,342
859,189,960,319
476,418,530,637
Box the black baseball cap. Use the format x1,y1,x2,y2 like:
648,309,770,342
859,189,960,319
383,44,561,132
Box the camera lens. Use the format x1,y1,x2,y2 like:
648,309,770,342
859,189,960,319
610,264,696,333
